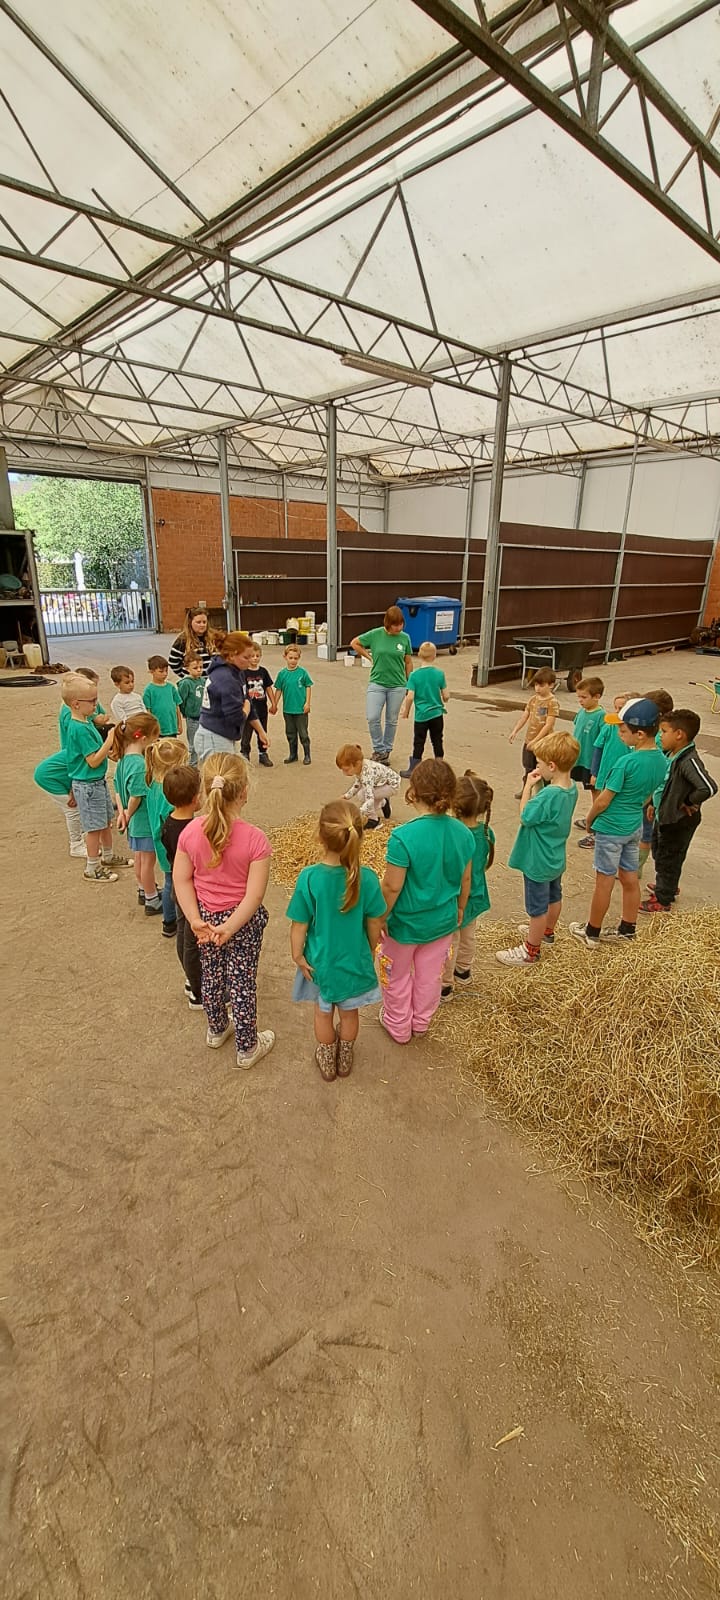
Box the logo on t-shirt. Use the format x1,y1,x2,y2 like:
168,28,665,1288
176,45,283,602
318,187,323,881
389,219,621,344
396,642,404,651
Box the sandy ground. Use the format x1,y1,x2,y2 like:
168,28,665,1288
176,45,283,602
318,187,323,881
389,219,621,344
3,635,720,1599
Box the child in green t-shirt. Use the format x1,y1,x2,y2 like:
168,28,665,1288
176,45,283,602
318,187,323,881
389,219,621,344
378,759,474,1043
288,800,386,1079
496,731,580,967
570,697,669,948
143,655,182,737
274,645,313,765
176,653,207,766
441,772,494,998
58,665,110,746
398,641,450,776
61,671,120,883
112,711,162,914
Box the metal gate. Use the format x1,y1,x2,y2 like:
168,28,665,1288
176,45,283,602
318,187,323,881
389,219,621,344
41,587,156,636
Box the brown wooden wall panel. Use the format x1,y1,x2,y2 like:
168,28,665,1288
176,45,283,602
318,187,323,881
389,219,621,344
612,610,701,650
614,582,706,619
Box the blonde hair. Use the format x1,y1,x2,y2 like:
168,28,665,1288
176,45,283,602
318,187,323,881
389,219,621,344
283,642,301,659
111,711,159,762
418,641,437,661
319,800,363,911
533,730,580,772
61,671,97,705
199,753,248,867
145,736,188,788
335,742,364,770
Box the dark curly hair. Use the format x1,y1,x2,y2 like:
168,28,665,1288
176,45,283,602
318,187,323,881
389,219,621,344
406,758,457,814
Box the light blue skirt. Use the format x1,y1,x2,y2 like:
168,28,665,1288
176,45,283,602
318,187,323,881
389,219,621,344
292,968,381,1014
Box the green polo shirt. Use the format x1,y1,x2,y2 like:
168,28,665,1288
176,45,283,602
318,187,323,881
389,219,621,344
508,782,578,881
358,627,412,689
287,863,385,1004
386,813,474,944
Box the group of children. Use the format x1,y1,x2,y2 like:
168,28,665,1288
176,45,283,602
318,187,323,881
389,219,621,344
32,636,717,1081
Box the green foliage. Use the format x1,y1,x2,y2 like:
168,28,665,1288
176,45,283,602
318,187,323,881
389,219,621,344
13,475,144,588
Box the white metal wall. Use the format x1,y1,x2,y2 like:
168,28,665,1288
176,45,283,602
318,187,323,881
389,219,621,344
388,456,720,543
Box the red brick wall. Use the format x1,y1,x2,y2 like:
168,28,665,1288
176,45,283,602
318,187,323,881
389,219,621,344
703,543,720,623
153,487,359,629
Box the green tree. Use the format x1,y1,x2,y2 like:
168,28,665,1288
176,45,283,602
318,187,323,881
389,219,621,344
12,475,144,588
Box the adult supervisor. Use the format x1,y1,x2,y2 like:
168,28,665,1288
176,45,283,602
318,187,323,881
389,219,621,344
194,631,270,763
168,606,216,677
350,606,413,762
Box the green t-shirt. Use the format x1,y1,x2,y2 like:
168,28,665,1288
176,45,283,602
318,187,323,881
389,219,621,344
508,782,578,881
463,823,494,926
146,780,173,871
177,676,206,720
64,716,108,783
594,718,625,790
275,665,313,715
34,750,71,796
287,863,385,1003
358,626,412,689
115,752,151,839
572,704,605,768
59,700,105,746
143,681,181,735
386,813,474,944
594,746,669,836
407,665,446,721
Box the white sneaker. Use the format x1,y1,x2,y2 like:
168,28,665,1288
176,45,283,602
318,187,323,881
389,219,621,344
206,1021,234,1049
69,842,87,858
569,921,600,950
518,923,555,945
235,1029,275,1069
495,942,538,967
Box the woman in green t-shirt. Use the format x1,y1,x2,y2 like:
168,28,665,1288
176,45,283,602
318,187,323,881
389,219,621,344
350,606,413,762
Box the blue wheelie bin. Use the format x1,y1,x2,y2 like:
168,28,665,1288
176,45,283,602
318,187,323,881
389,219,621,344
396,595,462,653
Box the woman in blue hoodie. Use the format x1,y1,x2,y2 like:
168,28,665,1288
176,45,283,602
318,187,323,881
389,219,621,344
194,631,270,763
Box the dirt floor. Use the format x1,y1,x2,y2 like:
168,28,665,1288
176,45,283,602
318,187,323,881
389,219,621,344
3,635,720,1599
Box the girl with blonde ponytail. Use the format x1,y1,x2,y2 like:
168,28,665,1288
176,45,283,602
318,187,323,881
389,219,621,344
287,800,386,1080
172,753,274,1069
113,712,161,913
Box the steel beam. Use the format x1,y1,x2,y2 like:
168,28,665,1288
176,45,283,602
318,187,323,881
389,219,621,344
459,464,475,640
142,461,162,631
326,403,339,662
604,437,639,659
697,483,720,626
410,0,720,265
217,433,237,630
477,358,512,685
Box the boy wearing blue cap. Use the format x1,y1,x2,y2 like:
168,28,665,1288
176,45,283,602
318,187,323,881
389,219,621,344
570,697,668,948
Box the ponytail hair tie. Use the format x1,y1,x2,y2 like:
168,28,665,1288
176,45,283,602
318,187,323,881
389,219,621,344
210,775,225,791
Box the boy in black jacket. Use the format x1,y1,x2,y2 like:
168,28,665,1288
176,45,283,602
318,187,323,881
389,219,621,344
641,709,717,913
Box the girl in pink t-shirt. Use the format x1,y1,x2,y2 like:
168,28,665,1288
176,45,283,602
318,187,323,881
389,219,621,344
173,752,274,1069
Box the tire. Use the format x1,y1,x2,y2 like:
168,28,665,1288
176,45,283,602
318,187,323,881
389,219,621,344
567,667,582,692
449,645,458,655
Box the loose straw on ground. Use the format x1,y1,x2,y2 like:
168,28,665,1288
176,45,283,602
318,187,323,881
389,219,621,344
431,910,720,1272
270,810,392,885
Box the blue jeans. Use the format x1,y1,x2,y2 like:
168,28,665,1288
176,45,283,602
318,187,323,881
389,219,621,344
162,871,175,925
366,685,406,757
186,716,199,767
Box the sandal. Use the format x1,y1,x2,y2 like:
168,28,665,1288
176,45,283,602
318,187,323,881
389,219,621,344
335,1033,354,1077
315,1041,337,1081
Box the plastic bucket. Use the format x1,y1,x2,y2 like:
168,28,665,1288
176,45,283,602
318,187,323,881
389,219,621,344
23,642,43,669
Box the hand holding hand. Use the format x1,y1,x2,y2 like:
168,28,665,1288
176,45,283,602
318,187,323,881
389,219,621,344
191,917,213,943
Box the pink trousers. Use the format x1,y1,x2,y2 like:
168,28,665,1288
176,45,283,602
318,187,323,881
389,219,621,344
378,931,453,1044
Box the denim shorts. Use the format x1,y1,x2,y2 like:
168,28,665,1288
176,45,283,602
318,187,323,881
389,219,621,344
71,778,114,832
523,874,563,918
128,832,154,853
291,968,381,1012
593,828,641,876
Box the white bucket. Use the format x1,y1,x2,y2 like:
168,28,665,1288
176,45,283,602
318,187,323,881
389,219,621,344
316,644,329,660
23,642,43,669
266,630,279,647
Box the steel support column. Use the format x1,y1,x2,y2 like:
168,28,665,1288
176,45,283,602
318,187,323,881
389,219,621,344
459,465,475,641
217,433,237,630
476,359,511,686
697,483,720,626
326,403,338,662
604,439,638,659
142,461,162,631
574,461,587,528
383,486,390,534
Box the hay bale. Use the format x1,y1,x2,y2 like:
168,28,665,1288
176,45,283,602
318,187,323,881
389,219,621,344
432,910,720,1270
269,811,391,887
